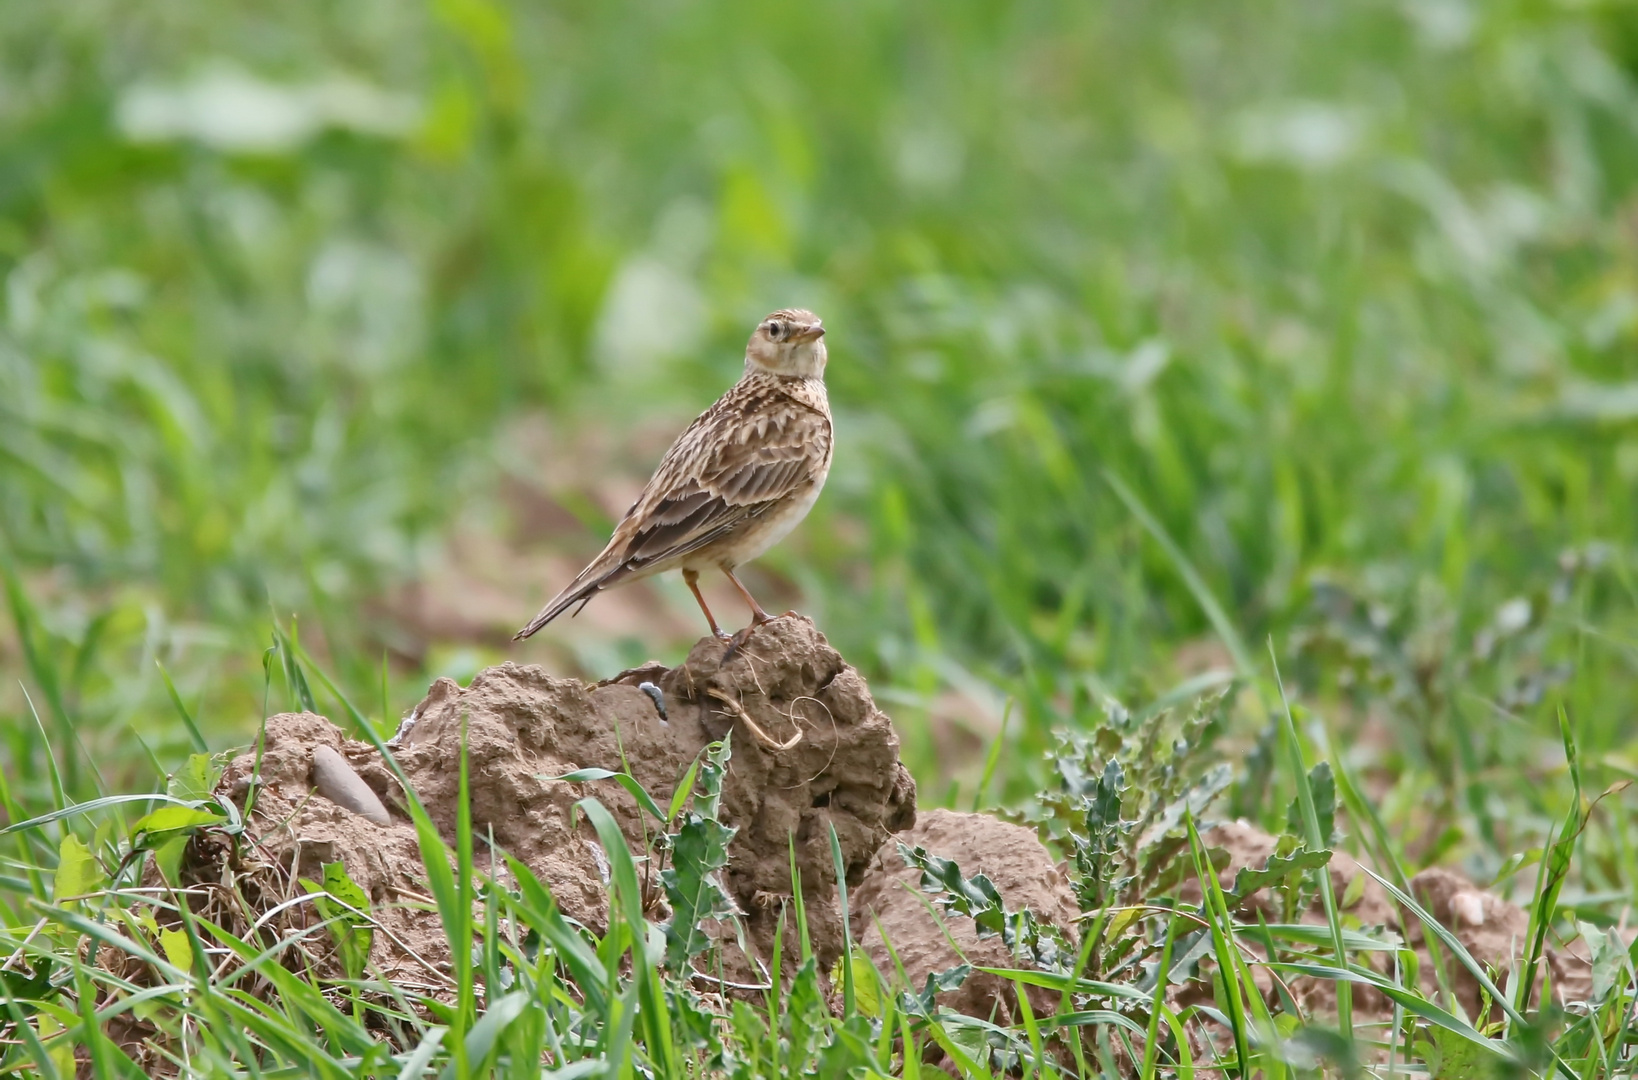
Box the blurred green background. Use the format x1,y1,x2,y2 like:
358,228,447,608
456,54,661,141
3,0,1636,868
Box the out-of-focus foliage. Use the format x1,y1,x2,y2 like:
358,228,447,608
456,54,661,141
2,0,1636,828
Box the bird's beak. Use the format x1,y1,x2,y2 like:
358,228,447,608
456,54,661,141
794,324,826,343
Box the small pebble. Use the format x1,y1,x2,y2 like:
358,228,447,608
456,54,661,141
1450,890,1485,927
311,745,391,825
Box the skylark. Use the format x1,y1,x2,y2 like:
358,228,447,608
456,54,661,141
514,309,832,645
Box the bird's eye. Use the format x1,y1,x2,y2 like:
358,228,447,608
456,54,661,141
767,321,785,341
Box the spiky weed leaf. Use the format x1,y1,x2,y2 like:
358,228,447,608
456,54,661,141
898,843,1079,983
660,737,737,970
1283,761,1336,848
783,955,826,1070
1224,846,1333,907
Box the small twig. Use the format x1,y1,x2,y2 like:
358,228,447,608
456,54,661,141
687,967,772,992
706,688,802,751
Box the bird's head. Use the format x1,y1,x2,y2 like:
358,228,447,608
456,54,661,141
745,309,826,378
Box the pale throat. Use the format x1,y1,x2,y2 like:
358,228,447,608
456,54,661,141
747,340,827,379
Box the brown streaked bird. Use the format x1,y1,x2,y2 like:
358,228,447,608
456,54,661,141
514,308,832,646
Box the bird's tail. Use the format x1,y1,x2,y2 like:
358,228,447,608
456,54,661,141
513,563,629,640
513,583,594,641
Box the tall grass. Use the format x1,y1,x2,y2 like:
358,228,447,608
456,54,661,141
7,632,1628,1076
3,0,1637,800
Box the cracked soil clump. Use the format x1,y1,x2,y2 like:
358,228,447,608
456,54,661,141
211,615,915,981
853,809,1080,1026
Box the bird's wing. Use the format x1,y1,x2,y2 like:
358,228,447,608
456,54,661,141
621,385,831,565
513,381,829,639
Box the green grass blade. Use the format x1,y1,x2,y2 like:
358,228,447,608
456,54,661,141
1268,641,1352,1034
155,660,210,754
829,822,856,1017
1104,469,1255,680
397,1025,448,1080
1186,812,1251,1075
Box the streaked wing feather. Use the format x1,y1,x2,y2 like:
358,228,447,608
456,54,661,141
613,390,828,570
628,491,742,561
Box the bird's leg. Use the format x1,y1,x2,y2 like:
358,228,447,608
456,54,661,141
683,569,732,642
722,567,796,658
723,567,775,625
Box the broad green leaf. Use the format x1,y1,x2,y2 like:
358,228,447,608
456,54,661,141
831,952,881,1017
320,860,370,910
36,1012,74,1077
1577,921,1631,1004
0,959,54,1003
1419,1025,1504,1079
152,837,188,887
132,805,223,837
300,861,374,980
850,953,881,1017
52,834,103,906
167,753,224,802
1341,865,1368,909
158,928,193,975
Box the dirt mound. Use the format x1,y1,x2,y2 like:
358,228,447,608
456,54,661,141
851,811,1597,1038
1200,822,1597,1019
853,809,1080,1025
190,615,1596,1044
209,615,916,982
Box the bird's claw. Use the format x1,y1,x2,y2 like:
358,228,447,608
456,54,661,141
721,624,760,663
721,611,805,662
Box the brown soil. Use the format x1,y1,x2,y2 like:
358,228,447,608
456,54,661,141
853,809,1081,1026
205,615,916,987
166,614,1598,1059
850,812,1597,1038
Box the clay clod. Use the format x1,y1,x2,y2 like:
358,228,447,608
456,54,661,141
853,808,1080,1026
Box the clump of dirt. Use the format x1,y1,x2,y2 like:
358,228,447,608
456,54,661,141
1405,865,1595,1015
207,615,916,984
1196,821,1596,1021
853,809,1080,1026
851,811,1597,1038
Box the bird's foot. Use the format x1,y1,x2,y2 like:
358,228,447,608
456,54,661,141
721,622,768,663
720,610,804,662
721,627,754,663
